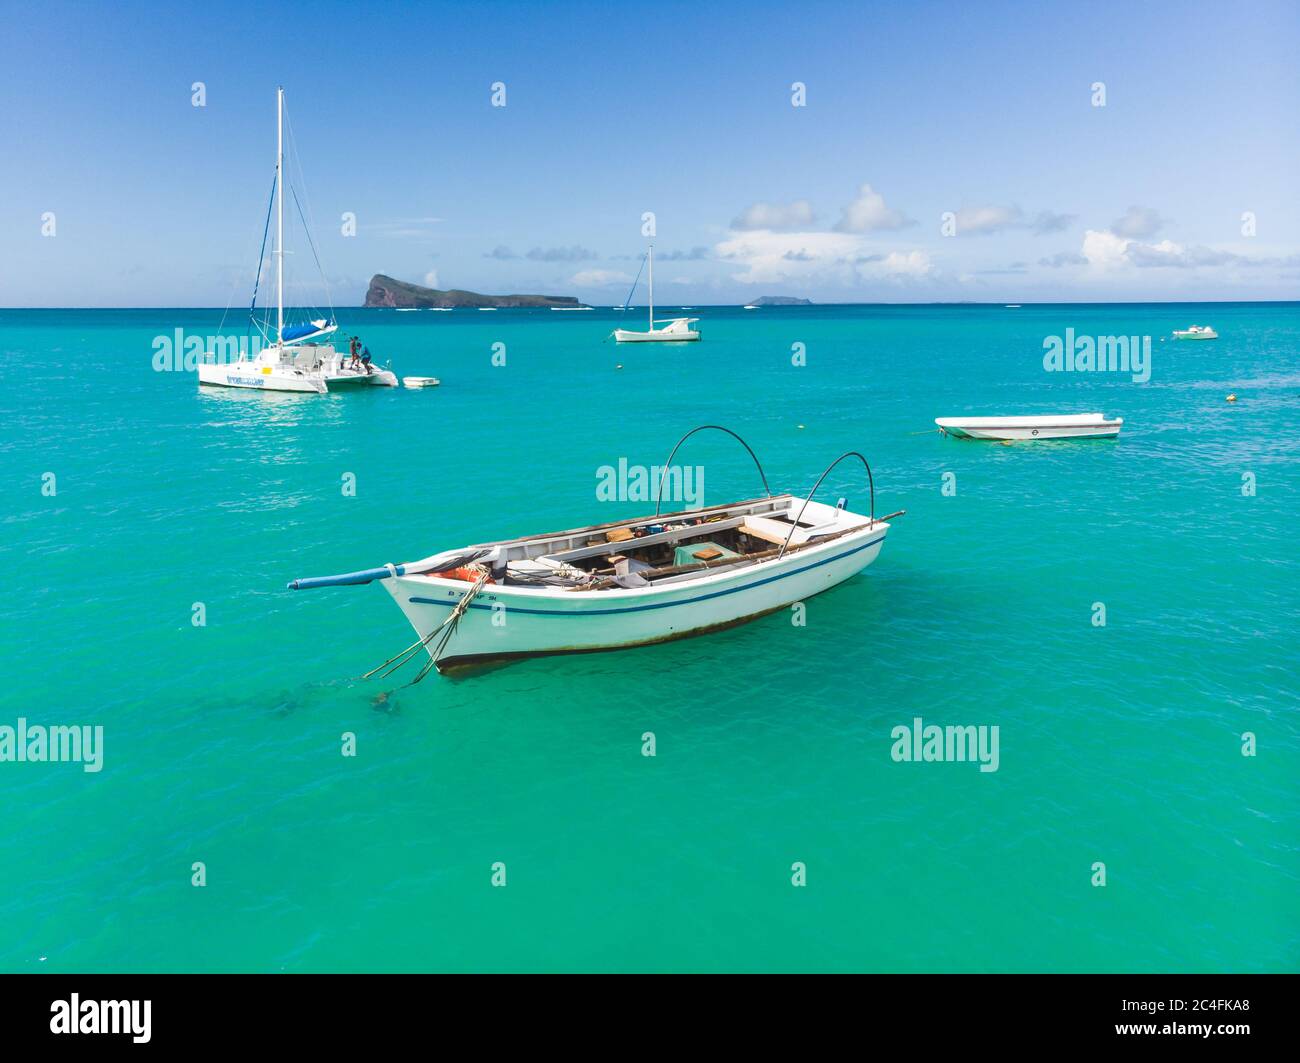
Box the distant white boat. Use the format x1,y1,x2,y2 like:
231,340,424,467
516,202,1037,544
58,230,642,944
430,307,453,312
614,247,701,342
477,307,497,311
196,88,396,394
935,413,1122,440
742,305,759,310
551,306,594,311
395,308,419,312
402,376,440,388
1173,325,1218,340
1004,304,1021,308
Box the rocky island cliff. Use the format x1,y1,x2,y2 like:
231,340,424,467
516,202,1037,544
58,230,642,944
365,274,585,309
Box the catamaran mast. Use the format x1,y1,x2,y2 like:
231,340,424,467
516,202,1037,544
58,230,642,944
275,86,284,345
648,245,654,330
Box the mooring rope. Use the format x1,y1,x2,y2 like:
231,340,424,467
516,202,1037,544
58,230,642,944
359,571,490,685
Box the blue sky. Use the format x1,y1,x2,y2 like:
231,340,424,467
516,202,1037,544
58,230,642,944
2,0,1297,306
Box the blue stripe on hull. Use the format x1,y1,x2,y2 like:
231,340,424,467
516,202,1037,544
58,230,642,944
408,533,886,617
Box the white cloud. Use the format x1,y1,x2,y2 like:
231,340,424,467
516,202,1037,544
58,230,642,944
423,270,440,288
877,250,933,277
1039,250,1088,268
527,245,597,262
1111,206,1166,239
1030,210,1076,234
715,230,931,284
948,205,1074,236
954,205,1023,235
570,269,632,286
834,184,911,233
1081,229,1133,271
1126,240,1233,269
1070,230,1291,273
731,199,816,232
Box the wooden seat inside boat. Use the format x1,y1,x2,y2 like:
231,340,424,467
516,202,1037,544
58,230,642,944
477,493,877,592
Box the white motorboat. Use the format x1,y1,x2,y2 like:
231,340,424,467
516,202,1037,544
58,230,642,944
402,376,440,388
613,247,700,342
197,88,396,394
1172,325,1218,340
743,305,759,310
288,427,900,675
935,413,1123,440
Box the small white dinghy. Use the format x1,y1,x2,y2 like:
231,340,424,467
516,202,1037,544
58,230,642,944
1172,325,1218,340
935,413,1122,440
288,427,901,675
402,376,440,388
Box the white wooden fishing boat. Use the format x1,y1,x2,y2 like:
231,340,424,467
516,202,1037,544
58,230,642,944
935,413,1122,440
196,88,396,394
613,247,701,342
288,428,899,675
1172,325,1218,340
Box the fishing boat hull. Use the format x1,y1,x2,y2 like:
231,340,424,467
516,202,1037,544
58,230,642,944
935,413,1122,440
382,517,888,670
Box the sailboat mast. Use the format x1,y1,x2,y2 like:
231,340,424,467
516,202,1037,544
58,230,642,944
275,86,284,345
648,245,654,330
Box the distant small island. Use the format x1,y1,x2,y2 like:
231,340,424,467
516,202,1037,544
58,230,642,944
753,295,813,306
365,274,586,309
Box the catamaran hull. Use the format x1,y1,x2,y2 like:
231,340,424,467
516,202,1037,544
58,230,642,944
324,369,398,388
197,364,398,392
384,525,888,670
197,364,325,393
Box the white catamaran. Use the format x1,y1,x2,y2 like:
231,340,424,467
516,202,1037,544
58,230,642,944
613,246,701,343
288,427,901,676
198,88,397,394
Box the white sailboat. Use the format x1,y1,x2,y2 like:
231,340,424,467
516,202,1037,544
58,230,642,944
613,247,700,342
198,88,397,394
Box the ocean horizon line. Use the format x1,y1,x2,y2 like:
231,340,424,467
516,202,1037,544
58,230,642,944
2,299,1297,312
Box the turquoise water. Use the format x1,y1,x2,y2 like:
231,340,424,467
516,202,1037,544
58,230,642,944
0,303,1295,972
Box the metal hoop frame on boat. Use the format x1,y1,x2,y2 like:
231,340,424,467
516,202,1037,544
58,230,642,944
777,451,875,560
653,425,773,517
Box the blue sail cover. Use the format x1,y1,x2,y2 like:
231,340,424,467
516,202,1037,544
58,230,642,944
282,321,328,342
